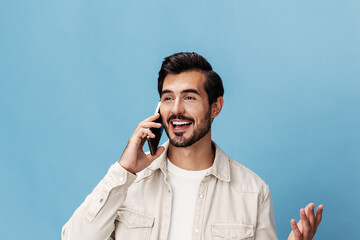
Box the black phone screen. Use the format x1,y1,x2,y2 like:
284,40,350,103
147,102,164,155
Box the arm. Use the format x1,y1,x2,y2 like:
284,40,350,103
255,185,278,240
62,113,165,240
61,163,137,240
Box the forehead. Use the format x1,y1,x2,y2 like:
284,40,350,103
162,70,206,93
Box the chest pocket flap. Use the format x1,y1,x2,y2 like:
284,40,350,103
116,208,154,229
212,223,254,240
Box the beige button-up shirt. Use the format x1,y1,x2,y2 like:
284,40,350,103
62,141,278,240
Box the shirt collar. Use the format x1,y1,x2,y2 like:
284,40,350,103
136,140,231,182
208,141,231,182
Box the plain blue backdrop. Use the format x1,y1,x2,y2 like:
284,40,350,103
1,0,359,239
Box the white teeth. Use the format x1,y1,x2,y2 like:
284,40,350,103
172,121,191,126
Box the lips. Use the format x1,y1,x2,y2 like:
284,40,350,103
170,120,192,132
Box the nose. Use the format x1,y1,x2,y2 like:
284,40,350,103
170,98,185,115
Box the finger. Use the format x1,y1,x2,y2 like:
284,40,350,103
139,121,162,129
314,204,324,231
134,129,155,147
300,208,311,239
297,219,303,232
146,146,165,162
138,128,155,139
305,203,316,229
290,219,302,239
141,113,161,123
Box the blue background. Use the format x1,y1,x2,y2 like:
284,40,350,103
1,0,359,239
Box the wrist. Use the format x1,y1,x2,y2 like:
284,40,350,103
118,160,136,175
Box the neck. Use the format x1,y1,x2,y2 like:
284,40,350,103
167,131,215,171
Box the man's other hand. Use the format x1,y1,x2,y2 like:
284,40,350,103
287,203,323,240
118,113,165,174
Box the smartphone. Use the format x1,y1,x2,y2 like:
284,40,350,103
147,101,164,155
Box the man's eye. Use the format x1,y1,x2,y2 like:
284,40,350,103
185,96,195,100
163,97,172,101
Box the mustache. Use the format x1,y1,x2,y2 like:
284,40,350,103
167,115,195,124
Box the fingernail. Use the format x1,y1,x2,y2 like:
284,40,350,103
301,209,305,215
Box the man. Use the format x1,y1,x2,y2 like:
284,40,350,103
62,52,323,240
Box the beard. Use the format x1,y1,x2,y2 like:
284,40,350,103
164,107,212,148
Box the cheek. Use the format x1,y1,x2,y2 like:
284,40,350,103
191,106,208,119
160,112,170,126
160,104,178,122
159,108,168,120
161,115,167,125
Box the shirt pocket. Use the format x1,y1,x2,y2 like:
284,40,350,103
115,207,154,240
212,223,254,240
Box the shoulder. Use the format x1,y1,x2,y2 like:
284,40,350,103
228,158,270,199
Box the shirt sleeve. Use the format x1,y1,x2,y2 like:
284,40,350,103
255,185,278,240
61,162,137,240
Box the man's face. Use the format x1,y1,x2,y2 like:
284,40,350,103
160,71,212,147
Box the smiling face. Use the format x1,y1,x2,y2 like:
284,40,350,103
160,71,212,148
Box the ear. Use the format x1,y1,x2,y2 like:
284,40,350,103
210,96,224,119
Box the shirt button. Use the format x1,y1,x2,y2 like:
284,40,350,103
119,176,124,182
232,234,237,238
129,220,134,225
194,228,199,233
199,194,204,199
99,198,103,203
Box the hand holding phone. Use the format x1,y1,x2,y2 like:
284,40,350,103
147,101,164,155
118,101,165,174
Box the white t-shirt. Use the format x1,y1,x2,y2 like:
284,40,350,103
166,158,211,240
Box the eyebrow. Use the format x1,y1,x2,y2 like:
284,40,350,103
161,88,201,96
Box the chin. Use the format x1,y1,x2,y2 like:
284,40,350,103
169,139,195,148
169,132,206,148
169,133,190,148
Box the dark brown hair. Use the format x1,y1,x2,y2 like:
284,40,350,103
157,52,224,104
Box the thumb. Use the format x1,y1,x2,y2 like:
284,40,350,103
154,146,165,158
146,146,165,164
